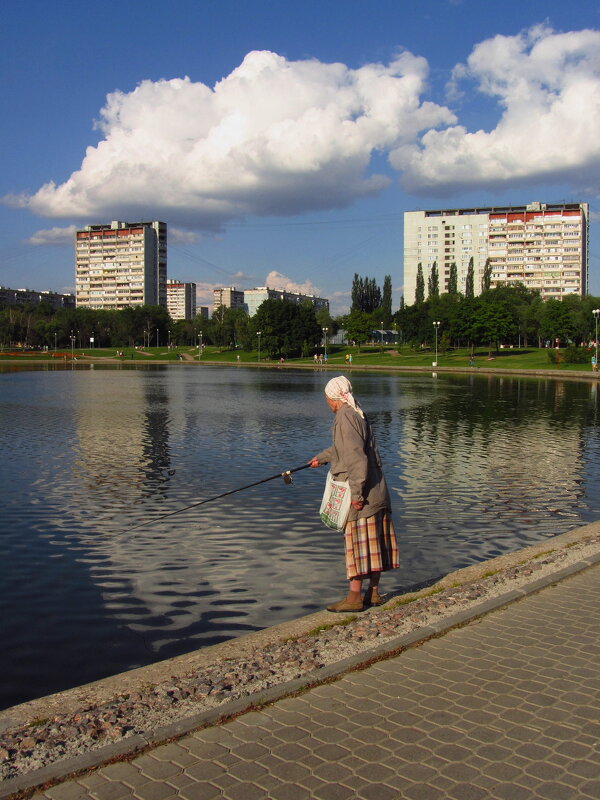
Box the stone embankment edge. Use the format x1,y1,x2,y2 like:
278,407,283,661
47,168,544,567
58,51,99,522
2,524,600,800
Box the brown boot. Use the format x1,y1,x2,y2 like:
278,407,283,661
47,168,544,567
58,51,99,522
326,594,364,613
364,587,383,606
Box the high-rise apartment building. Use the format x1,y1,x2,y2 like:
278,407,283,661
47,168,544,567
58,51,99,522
166,279,196,320
213,287,246,315
243,287,329,317
0,286,75,309
403,202,588,304
213,285,330,317
75,221,167,310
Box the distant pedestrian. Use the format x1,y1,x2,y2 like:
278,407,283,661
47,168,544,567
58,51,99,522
592,355,598,372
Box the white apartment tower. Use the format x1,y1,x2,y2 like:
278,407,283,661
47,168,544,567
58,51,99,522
75,221,167,309
166,279,197,320
242,287,330,317
403,202,588,304
213,287,246,315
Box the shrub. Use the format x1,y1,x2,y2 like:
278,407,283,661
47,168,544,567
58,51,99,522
548,345,591,365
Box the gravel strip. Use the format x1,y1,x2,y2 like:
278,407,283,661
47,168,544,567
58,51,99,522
1,535,599,781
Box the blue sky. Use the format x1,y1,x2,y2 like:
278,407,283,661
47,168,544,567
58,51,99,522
2,0,600,314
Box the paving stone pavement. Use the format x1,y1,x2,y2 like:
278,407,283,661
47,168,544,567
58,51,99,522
30,563,600,800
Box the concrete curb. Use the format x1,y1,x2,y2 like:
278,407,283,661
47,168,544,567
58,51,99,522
3,548,599,800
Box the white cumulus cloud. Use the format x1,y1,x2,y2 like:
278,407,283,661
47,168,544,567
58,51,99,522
15,50,453,227
194,281,223,308
26,225,77,246
392,26,600,195
170,227,200,244
263,270,321,296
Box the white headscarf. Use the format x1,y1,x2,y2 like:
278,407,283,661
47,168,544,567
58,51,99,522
324,376,364,418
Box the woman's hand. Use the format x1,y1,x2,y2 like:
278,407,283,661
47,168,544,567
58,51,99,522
351,499,364,511
308,457,321,468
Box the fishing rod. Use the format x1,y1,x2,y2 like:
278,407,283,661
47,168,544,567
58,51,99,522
127,463,311,532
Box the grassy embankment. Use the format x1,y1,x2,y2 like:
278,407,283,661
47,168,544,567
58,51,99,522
1,344,596,372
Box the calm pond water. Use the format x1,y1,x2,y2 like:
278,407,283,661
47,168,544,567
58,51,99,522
2,364,600,709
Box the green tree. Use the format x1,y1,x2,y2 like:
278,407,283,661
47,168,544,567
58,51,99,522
427,262,439,299
471,302,514,354
351,274,382,313
343,309,373,351
453,297,478,350
439,330,451,355
428,292,462,346
448,262,458,295
481,258,492,293
465,257,475,300
395,300,430,347
315,306,338,337
251,299,320,357
539,298,574,345
381,275,393,325
415,263,425,304
232,309,252,350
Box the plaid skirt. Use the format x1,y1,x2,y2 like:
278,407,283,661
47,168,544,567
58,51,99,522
343,510,400,580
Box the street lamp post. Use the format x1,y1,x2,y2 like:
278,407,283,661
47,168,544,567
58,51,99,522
381,321,384,351
156,328,159,349
70,329,74,359
323,327,328,358
257,331,262,362
593,309,600,371
433,321,441,366
168,329,171,349
54,332,57,352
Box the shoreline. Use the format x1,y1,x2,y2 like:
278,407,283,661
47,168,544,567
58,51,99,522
2,522,599,793
2,357,600,382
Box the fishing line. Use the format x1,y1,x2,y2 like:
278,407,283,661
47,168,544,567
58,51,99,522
127,463,311,532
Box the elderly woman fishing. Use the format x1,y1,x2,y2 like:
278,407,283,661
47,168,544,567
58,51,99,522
309,376,399,612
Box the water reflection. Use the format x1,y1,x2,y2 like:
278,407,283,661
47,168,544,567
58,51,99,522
1,365,599,708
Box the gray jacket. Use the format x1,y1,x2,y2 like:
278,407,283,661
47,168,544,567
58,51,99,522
315,404,391,521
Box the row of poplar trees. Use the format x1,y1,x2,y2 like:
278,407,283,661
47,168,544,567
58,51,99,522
415,257,492,302
350,273,394,324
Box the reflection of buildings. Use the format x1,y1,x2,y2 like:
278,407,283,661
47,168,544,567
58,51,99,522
72,372,171,496
36,372,600,670
64,371,234,658
404,201,589,303
397,378,585,516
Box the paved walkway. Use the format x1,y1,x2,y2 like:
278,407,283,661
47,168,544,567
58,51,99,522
30,562,600,800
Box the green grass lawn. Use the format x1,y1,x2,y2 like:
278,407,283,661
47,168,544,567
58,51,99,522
1,344,596,372
295,344,595,371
